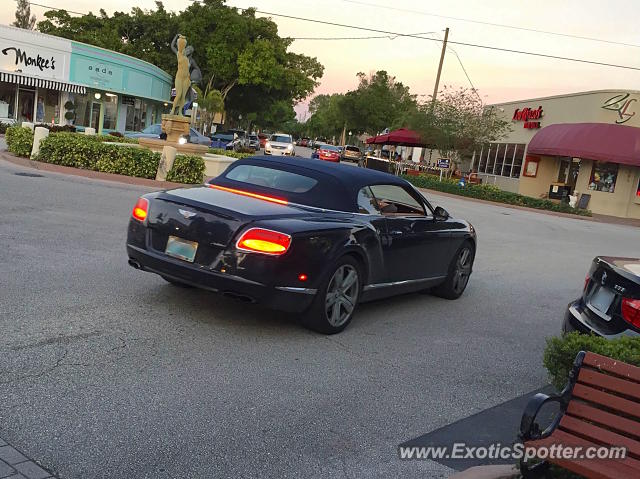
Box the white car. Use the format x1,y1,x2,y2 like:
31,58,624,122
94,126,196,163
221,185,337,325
264,133,295,156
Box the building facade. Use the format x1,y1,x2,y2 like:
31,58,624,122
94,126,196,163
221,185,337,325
475,90,640,219
0,24,172,134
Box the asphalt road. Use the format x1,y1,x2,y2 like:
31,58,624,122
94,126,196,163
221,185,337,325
1,157,638,479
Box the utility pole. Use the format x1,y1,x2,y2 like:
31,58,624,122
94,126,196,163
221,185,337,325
431,27,449,108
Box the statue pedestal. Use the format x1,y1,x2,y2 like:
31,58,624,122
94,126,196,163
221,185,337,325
161,114,191,143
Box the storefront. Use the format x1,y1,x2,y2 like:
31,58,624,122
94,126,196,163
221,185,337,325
473,90,640,218
0,24,172,134
0,24,84,125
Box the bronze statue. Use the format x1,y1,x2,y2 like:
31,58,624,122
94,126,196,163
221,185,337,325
169,34,201,116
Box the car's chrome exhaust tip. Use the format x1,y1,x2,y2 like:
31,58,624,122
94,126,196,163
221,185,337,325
128,259,142,270
222,291,255,303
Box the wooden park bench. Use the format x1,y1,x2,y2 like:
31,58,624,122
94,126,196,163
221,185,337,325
519,351,640,478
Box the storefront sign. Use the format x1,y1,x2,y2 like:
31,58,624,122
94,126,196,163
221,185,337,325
70,55,123,91
512,106,543,129
601,93,637,124
0,26,70,80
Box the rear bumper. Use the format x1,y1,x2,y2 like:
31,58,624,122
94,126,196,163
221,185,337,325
563,299,639,339
127,244,316,313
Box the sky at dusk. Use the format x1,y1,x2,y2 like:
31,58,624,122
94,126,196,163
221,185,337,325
3,0,640,118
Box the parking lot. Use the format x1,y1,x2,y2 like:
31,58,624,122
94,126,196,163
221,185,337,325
1,157,638,479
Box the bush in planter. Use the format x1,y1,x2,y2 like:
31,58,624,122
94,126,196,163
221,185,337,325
98,135,138,144
166,155,205,184
5,126,34,157
34,123,76,133
208,147,253,159
403,174,592,217
95,147,160,179
36,133,105,168
543,332,640,390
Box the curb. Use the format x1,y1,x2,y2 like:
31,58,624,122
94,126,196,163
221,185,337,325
0,151,187,189
418,187,640,227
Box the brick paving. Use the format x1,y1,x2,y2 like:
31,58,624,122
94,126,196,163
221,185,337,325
0,442,56,479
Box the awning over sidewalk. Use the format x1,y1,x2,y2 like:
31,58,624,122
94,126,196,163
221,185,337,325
0,71,86,94
527,122,640,167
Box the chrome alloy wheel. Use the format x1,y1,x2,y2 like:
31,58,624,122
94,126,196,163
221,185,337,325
452,246,473,295
325,264,359,327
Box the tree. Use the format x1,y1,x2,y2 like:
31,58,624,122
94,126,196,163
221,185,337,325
406,86,511,171
14,0,36,30
36,1,323,124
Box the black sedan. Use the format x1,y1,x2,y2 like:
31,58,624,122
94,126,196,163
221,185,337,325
564,256,640,338
126,156,477,333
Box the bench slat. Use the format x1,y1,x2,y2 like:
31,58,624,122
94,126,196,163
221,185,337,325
559,415,640,459
584,352,640,383
573,384,640,420
578,368,640,402
526,430,640,479
567,401,640,440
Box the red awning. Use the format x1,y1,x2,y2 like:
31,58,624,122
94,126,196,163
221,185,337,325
527,123,640,167
366,128,425,146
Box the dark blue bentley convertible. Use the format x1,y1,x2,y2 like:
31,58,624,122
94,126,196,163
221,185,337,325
126,156,476,333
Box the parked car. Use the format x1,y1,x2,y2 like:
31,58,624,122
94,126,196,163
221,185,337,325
258,133,269,148
126,156,476,333
265,133,295,156
342,145,363,162
300,138,309,147
317,144,341,162
564,256,640,338
248,134,260,150
210,132,234,149
126,124,211,146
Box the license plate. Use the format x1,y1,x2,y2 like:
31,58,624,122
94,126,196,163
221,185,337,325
165,236,198,263
589,287,615,315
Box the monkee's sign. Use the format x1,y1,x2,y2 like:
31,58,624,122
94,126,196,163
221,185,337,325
512,106,543,129
2,47,56,72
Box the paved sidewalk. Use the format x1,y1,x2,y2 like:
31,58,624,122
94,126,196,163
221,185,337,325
0,437,56,479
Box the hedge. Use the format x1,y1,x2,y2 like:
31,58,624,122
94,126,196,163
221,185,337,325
35,133,204,184
166,154,205,184
5,126,34,157
404,174,592,217
208,148,254,159
543,332,640,390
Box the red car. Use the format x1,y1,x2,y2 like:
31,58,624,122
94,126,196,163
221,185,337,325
300,138,309,147
318,145,341,162
258,133,269,148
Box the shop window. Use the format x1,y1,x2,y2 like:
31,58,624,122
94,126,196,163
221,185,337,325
18,88,35,123
512,144,525,178
503,144,515,176
494,143,506,174
36,89,59,124
125,98,147,132
103,94,118,130
588,161,618,193
72,92,90,127
477,145,487,172
0,82,16,119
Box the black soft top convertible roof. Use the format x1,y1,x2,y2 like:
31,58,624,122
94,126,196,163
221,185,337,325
212,155,409,212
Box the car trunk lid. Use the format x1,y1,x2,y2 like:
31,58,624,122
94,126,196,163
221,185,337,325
146,186,307,266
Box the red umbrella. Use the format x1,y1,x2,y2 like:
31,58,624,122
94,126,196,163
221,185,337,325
366,128,425,146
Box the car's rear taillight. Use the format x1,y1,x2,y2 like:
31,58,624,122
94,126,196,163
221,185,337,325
236,228,291,256
132,197,149,222
621,298,640,329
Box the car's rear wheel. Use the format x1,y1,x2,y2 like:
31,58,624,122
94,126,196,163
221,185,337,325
162,275,193,288
302,257,361,334
432,242,475,299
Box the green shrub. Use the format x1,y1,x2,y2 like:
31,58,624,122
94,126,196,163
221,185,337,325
404,174,592,217
98,134,138,144
5,126,34,157
35,132,203,183
37,133,159,179
166,154,205,184
34,123,76,133
543,332,640,390
208,148,253,159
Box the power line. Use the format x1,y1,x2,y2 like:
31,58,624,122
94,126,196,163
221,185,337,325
291,31,436,40
343,0,640,50
22,1,84,16
249,9,640,72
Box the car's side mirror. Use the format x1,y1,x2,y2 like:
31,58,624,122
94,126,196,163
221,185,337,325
434,206,449,220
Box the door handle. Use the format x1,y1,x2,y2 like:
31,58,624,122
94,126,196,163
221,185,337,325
390,230,403,236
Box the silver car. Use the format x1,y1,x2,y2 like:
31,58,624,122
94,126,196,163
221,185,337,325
264,133,295,156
